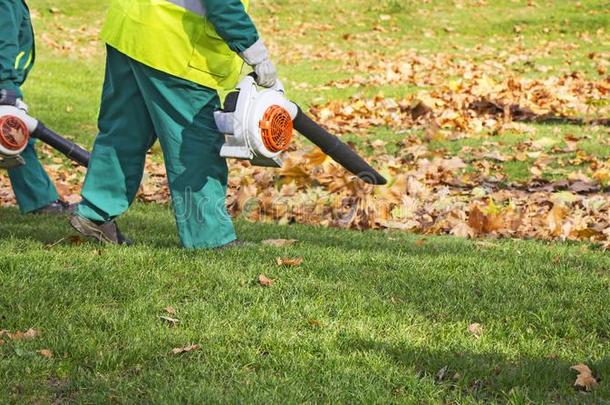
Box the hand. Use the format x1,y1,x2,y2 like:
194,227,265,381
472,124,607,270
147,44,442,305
0,89,28,112
239,39,278,88
252,59,277,88
0,155,25,169
0,89,18,106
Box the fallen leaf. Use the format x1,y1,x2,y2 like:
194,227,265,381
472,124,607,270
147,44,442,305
415,238,426,247
547,204,567,237
7,328,39,341
160,316,180,326
468,323,483,338
23,328,40,339
571,363,598,391
37,349,53,358
436,365,449,381
308,319,322,327
569,181,599,193
451,222,474,238
276,257,304,267
68,235,83,246
261,239,298,247
164,306,176,315
171,344,201,355
258,274,274,287
468,206,486,234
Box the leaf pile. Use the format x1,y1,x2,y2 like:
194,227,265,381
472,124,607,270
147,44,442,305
1,15,608,247
311,71,609,137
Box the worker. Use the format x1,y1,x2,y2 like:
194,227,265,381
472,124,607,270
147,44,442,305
69,0,277,248
0,0,74,215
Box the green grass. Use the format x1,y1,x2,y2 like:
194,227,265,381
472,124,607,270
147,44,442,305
2,204,610,403
2,0,610,402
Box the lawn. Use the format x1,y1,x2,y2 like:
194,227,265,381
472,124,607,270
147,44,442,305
1,0,610,403
2,205,610,403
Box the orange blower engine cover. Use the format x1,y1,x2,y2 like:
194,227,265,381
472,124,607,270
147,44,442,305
259,105,293,153
0,115,29,152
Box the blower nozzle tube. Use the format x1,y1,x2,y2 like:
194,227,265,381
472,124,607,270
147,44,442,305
32,122,90,167
292,105,387,185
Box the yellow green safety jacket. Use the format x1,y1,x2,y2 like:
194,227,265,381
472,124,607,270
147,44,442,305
102,0,259,91
0,0,35,98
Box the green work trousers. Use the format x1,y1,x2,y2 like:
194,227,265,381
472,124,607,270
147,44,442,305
8,139,59,213
77,46,236,249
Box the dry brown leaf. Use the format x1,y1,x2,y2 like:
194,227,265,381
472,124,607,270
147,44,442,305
164,306,176,315
468,323,483,338
261,239,298,247
258,274,274,287
7,328,39,341
68,235,83,245
571,363,598,391
451,222,474,238
547,204,567,237
308,319,322,327
171,344,201,355
468,206,486,234
160,316,180,326
276,257,304,267
37,349,53,358
24,328,40,339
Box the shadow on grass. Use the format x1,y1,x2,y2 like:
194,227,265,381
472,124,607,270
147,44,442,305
0,205,180,248
1,205,608,262
340,336,608,402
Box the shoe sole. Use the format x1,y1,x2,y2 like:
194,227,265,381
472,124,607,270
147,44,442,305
69,215,114,244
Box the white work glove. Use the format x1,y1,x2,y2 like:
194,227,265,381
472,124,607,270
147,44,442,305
239,39,277,88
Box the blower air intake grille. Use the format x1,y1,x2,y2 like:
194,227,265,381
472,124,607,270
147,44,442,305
0,115,28,151
259,105,293,152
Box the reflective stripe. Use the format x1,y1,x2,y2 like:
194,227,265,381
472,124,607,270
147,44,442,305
23,52,33,70
14,51,26,69
165,0,206,16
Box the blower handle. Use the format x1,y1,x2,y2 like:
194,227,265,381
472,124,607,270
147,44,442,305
246,72,285,93
32,122,90,167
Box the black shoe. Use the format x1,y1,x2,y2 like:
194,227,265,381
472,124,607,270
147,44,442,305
69,214,133,246
32,200,76,215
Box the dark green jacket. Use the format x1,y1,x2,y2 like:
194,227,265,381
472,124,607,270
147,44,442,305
0,0,35,98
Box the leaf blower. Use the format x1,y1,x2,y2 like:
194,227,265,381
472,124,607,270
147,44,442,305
215,75,387,185
0,105,90,168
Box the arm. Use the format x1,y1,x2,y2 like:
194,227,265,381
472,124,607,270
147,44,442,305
0,0,23,97
201,0,259,53
202,0,277,87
